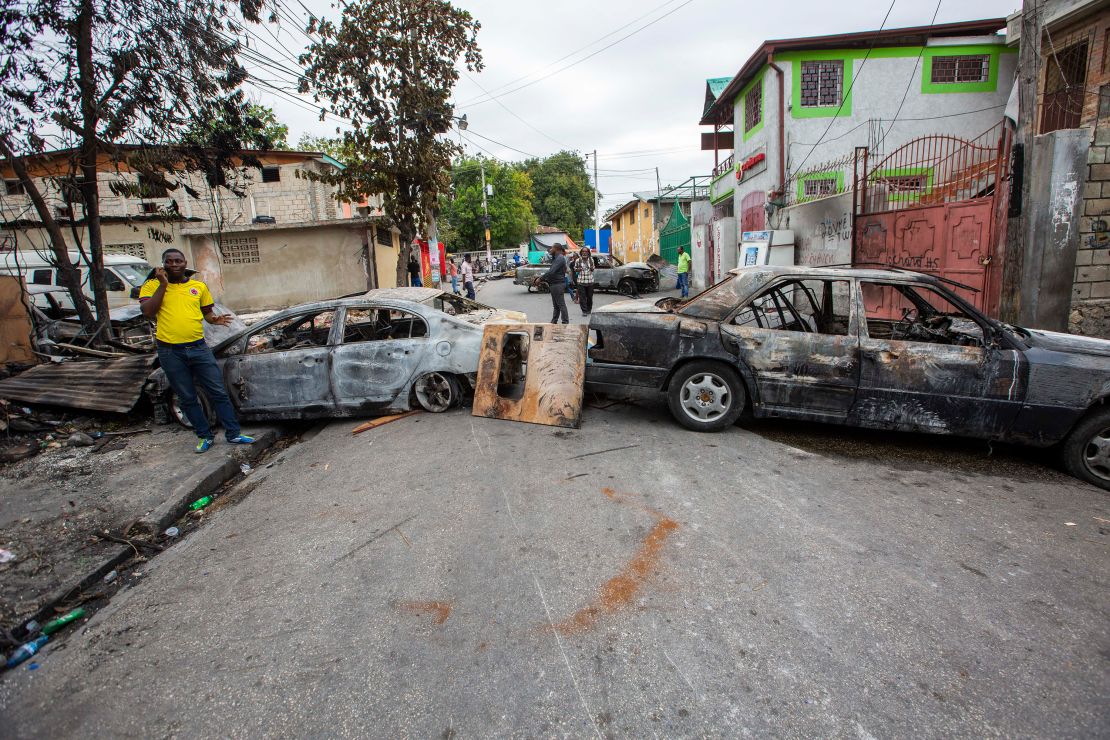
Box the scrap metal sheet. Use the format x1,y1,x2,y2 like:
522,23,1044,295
0,354,156,413
472,323,587,428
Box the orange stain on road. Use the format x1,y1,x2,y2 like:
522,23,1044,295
398,600,453,625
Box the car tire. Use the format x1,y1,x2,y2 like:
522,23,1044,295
168,388,217,430
618,278,635,296
666,361,745,433
1060,406,1110,490
414,372,461,413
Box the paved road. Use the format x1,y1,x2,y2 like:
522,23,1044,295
1,277,1108,737
472,272,682,325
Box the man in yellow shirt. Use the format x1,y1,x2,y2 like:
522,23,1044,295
676,245,692,299
139,249,254,453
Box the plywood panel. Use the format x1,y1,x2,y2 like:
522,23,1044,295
472,323,587,428
0,276,36,365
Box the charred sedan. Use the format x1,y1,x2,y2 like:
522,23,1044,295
147,297,517,425
587,265,1110,490
514,253,659,296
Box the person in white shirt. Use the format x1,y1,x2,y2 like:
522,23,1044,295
461,255,476,299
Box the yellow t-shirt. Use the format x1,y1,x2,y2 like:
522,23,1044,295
138,278,214,344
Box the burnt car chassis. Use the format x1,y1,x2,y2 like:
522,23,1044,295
586,265,1110,491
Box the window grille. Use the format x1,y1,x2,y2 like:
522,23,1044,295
745,82,762,131
105,243,147,260
260,167,281,183
803,178,838,198
221,236,260,264
375,225,393,247
930,55,990,84
800,60,843,107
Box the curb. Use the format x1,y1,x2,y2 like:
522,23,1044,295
132,427,283,536
13,427,284,637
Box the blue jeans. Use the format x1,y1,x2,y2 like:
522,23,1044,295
465,281,475,299
410,275,423,287
157,340,240,440
450,276,459,294
677,272,689,298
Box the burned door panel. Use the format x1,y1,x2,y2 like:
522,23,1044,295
228,348,333,417
330,307,430,412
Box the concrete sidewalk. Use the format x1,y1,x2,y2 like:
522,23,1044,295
1,406,1106,737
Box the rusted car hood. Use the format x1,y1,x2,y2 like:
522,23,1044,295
595,299,667,314
1023,328,1110,358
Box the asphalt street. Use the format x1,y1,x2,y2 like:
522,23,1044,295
0,277,1107,738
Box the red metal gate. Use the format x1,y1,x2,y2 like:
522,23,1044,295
852,122,1010,317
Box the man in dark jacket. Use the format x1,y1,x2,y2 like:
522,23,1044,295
536,243,569,324
407,251,422,287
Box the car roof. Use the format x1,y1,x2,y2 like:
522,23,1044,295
727,264,948,284
364,287,443,303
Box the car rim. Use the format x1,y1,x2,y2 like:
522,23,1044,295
680,372,731,422
415,372,453,412
1082,427,1110,482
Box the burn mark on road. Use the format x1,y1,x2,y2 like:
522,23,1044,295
398,600,453,625
548,488,679,635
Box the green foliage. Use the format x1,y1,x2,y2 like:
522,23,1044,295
439,157,535,251
184,103,288,153
298,0,482,284
516,151,596,243
295,134,352,162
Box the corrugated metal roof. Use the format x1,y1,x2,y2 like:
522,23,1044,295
0,354,156,413
704,77,733,116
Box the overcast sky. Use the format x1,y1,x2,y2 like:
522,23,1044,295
255,0,1018,217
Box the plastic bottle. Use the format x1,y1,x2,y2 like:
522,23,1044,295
6,636,47,669
41,608,85,636
188,495,213,511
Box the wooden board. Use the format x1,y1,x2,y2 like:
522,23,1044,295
351,410,419,435
472,323,587,429
0,276,36,365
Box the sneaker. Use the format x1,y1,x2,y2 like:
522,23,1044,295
227,434,255,445
195,437,214,454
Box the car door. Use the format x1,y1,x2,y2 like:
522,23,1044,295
593,255,616,288
720,277,859,421
852,280,1025,437
223,308,337,418
329,305,432,413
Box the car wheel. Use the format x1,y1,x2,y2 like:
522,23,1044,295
667,361,745,432
414,372,460,413
1060,407,1110,490
618,278,635,296
168,388,217,430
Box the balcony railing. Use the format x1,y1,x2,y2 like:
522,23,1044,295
712,153,734,180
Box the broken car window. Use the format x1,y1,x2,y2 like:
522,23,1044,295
731,279,850,335
244,310,336,354
861,282,985,346
341,307,428,343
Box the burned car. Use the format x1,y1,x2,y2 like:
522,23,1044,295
147,296,511,426
587,265,1110,490
362,287,526,325
513,253,659,296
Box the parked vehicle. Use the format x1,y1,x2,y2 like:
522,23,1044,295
147,296,520,426
0,251,153,310
362,287,526,325
513,253,659,296
586,265,1110,490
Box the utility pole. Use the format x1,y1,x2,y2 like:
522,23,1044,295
593,149,599,252
480,157,492,266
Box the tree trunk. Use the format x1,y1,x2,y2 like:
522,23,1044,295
76,0,113,340
1,146,96,329
396,224,414,288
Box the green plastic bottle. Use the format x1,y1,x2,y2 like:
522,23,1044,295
41,608,85,635
188,495,213,511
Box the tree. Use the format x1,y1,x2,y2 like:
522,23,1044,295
299,0,481,287
295,133,352,162
0,0,266,336
518,151,596,243
188,104,289,151
439,157,534,251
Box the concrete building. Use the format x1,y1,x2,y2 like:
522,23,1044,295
699,18,1017,272
1001,0,1110,335
0,148,406,312
606,190,699,264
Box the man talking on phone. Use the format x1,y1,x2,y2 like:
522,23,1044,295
139,249,254,453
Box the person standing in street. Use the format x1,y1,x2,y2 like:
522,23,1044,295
513,252,521,267
573,246,595,316
461,254,476,299
536,243,569,324
448,258,460,295
676,245,691,298
139,249,254,453
407,251,423,287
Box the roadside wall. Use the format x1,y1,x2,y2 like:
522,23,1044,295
777,191,853,268
690,200,713,290
1069,125,1110,336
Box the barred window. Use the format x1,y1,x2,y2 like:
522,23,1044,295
930,55,990,84
5,180,25,196
800,60,843,107
105,243,147,260
221,236,260,264
260,166,281,183
803,177,838,198
745,82,762,131
375,225,393,247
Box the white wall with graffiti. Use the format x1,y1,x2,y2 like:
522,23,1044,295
777,191,853,268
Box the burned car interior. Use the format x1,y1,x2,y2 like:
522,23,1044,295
236,307,428,356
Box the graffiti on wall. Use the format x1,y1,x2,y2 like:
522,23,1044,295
1050,172,1079,249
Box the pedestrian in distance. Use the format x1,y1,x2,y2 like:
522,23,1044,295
448,258,460,295
407,251,423,287
513,252,521,267
573,246,595,316
139,249,254,454
676,244,691,298
461,254,476,300
536,242,569,324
